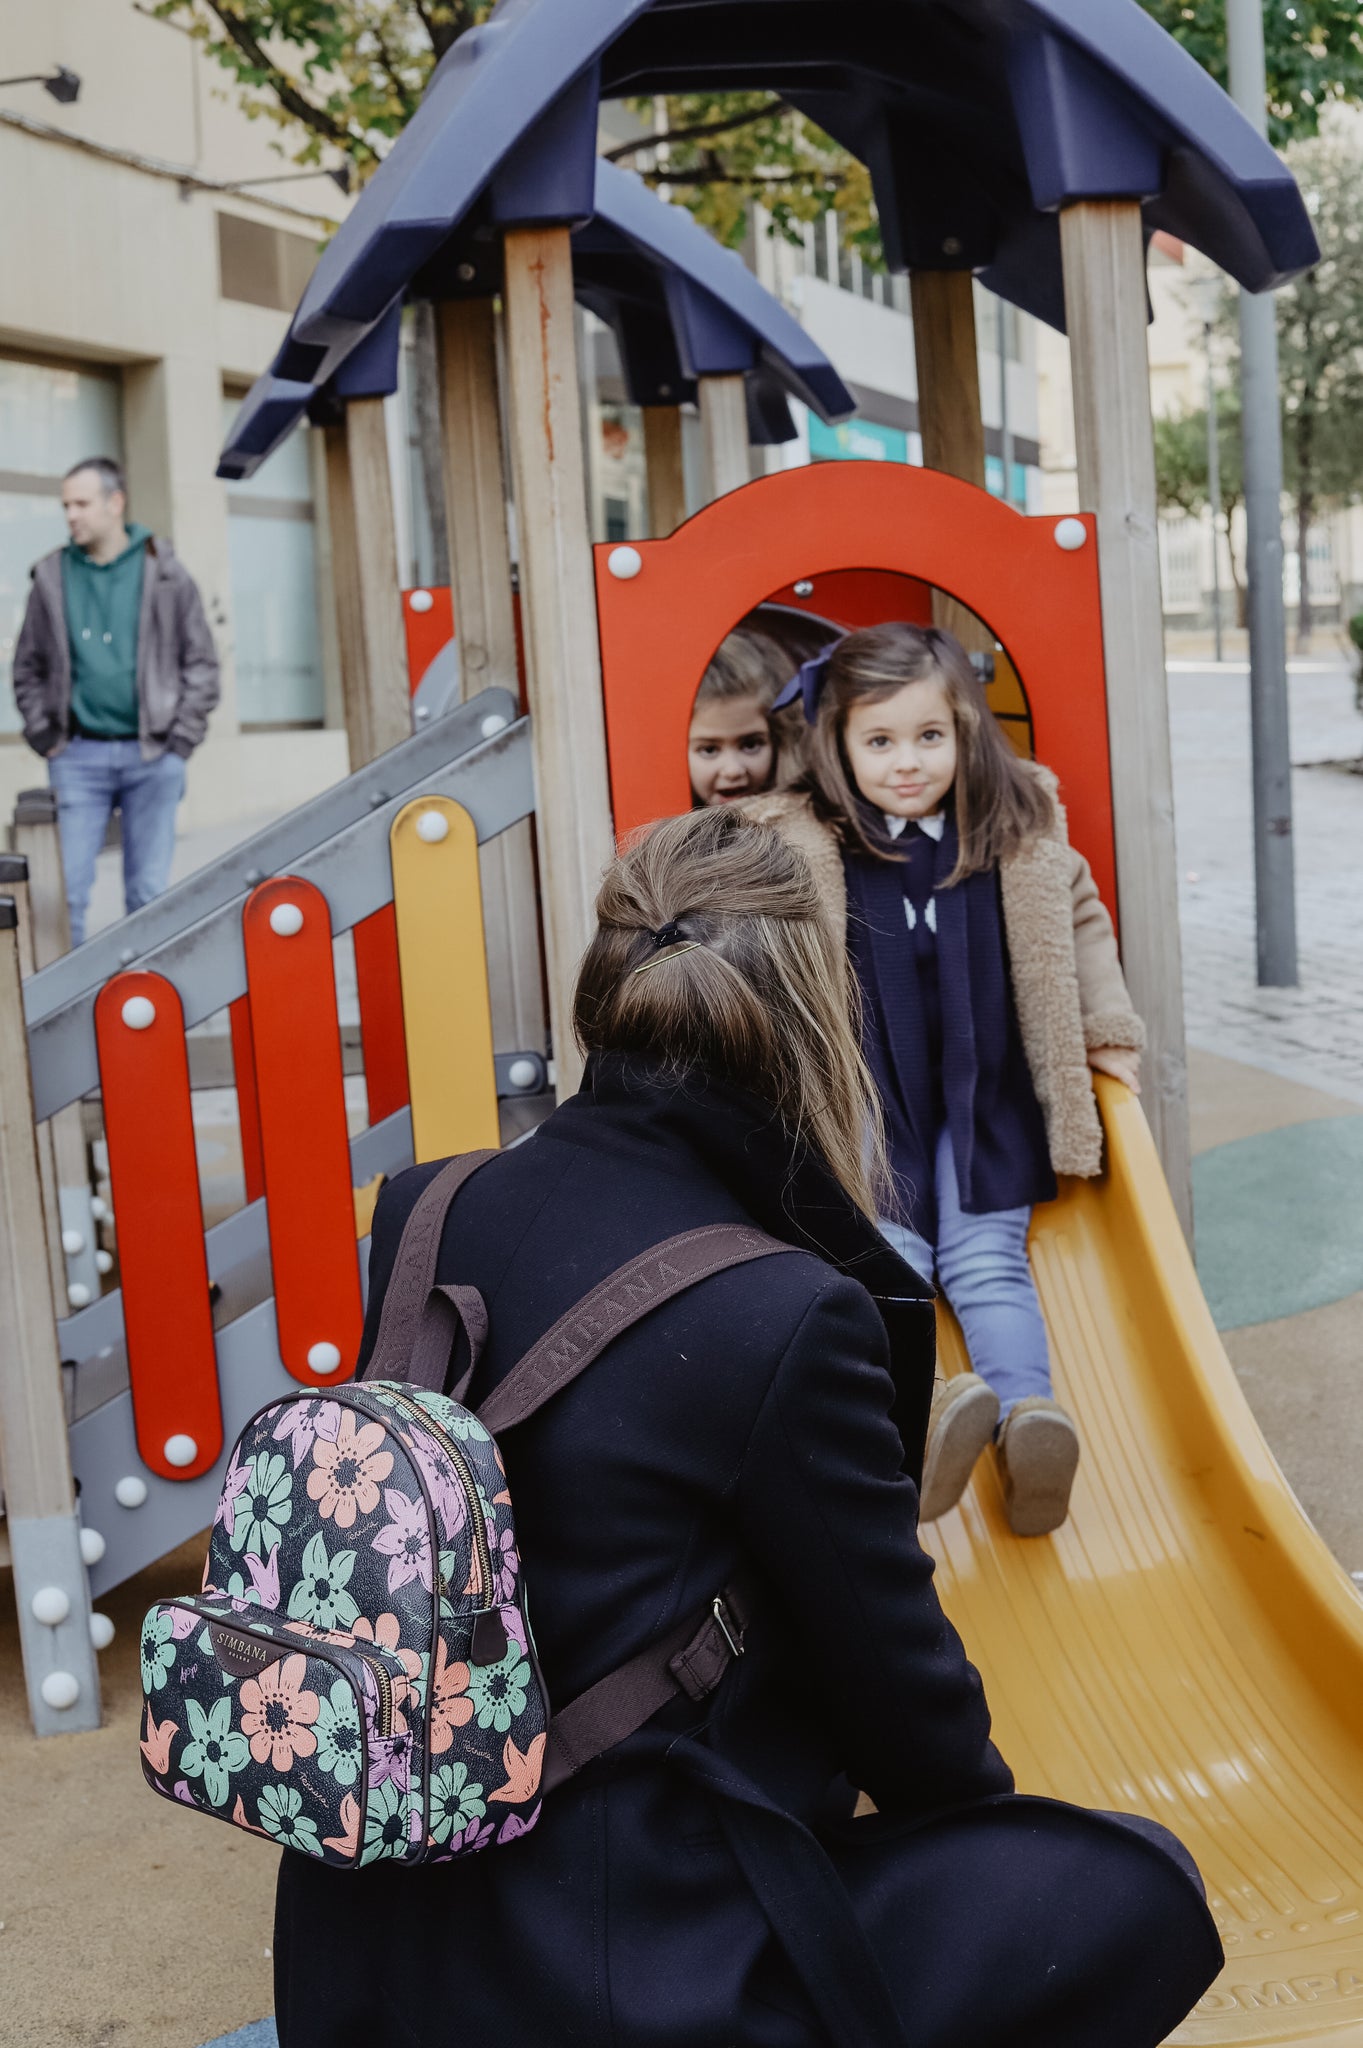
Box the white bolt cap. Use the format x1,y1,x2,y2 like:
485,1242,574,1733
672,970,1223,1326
415,810,450,844
95,1249,114,1275
508,1057,539,1090
31,1585,71,1627
480,712,508,738
79,1527,106,1566
308,1341,342,1376
607,545,643,581
408,588,434,613
40,1671,81,1711
121,995,156,1031
115,1475,148,1509
61,1228,85,1257
90,1196,109,1223
89,1613,116,1651
794,579,814,597
67,1282,91,1310
163,1434,198,1468
268,901,304,937
1053,517,1088,552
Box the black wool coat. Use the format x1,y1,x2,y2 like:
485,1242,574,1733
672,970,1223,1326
274,1055,1221,2048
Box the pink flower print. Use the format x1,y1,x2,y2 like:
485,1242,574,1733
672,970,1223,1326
407,1433,464,1543
429,1637,474,1755
323,1791,360,1859
490,1527,519,1604
173,1779,197,1806
238,1653,320,1770
168,1606,199,1641
273,1403,319,1470
371,1488,432,1594
307,1413,393,1529
368,1723,414,1793
453,1815,496,1856
502,1602,528,1660
497,1806,541,1845
216,1448,251,1541
351,1613,422,1694
312,1400,343,1442
244,1544,280,1609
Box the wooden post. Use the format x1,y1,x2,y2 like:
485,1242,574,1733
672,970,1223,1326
323,399,411,770
0,898,101,1733
699,374,751,500
909,271,993,654
3,854,66,1308
10,794,96,1308
1060,200,1191,1234
502,227,616,1097
435,295,548,1062
643,404,688,535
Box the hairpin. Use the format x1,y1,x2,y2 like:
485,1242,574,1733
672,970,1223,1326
631,941,702,977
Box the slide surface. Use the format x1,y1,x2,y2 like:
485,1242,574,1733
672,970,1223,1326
923,1079,1363,2043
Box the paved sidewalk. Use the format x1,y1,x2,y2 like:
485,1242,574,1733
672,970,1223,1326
1171,650,1363,1101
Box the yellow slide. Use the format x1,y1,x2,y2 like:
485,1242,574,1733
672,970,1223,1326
924,1077,1363,2044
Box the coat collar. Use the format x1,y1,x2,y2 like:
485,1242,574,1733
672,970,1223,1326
544,1051,927,1297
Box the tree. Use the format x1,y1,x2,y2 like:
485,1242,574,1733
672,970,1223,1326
1153,391,1246,624
1138,2,1363,146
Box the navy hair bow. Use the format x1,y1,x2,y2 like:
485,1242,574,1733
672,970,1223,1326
771,641,843,725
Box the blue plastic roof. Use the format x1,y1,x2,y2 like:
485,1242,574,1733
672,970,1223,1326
280,0,1315,361
219,160,853,480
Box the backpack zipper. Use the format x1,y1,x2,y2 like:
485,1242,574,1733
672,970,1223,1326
362,1386,492,1606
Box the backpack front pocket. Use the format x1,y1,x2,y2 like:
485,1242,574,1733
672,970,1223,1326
139,1598,416,1868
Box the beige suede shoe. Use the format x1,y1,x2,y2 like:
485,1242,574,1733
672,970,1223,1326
919,1373,1000,1523
995,1397,1080,1537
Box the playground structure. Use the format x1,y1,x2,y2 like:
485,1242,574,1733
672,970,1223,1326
7,0,1363,2037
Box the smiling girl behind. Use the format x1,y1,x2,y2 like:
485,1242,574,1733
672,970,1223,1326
743,622,1144,1537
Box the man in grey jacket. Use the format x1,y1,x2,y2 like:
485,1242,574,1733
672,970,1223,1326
12,457,220,944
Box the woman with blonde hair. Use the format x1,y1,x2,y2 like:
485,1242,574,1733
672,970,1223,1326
273,807,1218,2048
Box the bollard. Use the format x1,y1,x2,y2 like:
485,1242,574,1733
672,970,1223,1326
0,895,101,1733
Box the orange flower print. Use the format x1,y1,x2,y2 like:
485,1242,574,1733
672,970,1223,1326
429,1637,474,1756
488,1732,546,1805
239,1653,320,1770
351,1612,422,1721
323,1791,361,1860
306,1413,393,1529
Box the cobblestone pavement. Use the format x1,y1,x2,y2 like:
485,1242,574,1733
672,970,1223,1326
1171,652,1363,1104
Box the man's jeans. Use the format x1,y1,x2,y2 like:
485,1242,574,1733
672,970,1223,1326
48,736,186,946
879,1123,1053,1417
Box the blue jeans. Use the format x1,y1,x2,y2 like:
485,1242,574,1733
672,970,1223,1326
879,1123,1052,1416
48,736,186,945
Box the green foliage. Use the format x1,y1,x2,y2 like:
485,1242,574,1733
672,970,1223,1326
152,2,492,171
1349,609,1363,652
1153,388,1243,518
1137,2,1363,146
1274,131,1363,511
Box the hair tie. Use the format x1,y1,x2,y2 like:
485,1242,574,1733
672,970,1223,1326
771,637,846,725
651,920,686,949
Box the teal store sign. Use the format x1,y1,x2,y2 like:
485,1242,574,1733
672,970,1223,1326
808,415,909,464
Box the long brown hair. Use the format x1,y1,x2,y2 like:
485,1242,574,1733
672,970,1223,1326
802,622,1054,881
574,806,889,1219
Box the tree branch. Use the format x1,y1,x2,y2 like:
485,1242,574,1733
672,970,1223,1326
605,97,790,162
200,1,358,149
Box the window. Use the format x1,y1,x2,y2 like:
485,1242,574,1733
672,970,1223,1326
0,355,123,736
217,214,320,312
222,398,325,725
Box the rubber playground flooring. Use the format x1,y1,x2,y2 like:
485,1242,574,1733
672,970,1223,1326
3,1048,1363,2048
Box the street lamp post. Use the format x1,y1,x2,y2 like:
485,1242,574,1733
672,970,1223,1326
1203,317,1223,663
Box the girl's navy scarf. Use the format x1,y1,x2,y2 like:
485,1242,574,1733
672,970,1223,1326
842,812,1055,1238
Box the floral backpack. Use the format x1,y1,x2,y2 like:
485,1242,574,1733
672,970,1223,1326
139,1150,792,1870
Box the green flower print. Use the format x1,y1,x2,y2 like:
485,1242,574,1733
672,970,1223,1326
466,1643,531,1735
231,1451,293,1558
258,1782,322,1856
179,1694,250,1807
429,1761,486,1845
314,1678,364,1786
286,1531,360,1632
363,1777,410,1861
140,1609,176,1692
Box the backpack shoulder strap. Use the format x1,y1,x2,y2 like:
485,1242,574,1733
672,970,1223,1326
362,1150,497,1385
474,1222,799,1435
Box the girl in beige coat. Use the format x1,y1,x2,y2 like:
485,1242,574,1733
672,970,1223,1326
743,622,1143,1536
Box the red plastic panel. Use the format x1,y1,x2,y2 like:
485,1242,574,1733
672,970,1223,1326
243,878,364,1387
760,568,933,634
229,995,265,1206
95,971,221,1481
353,904,410,1124
595,465,1116,923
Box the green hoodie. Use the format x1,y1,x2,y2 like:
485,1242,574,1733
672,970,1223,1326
61,522,153,738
